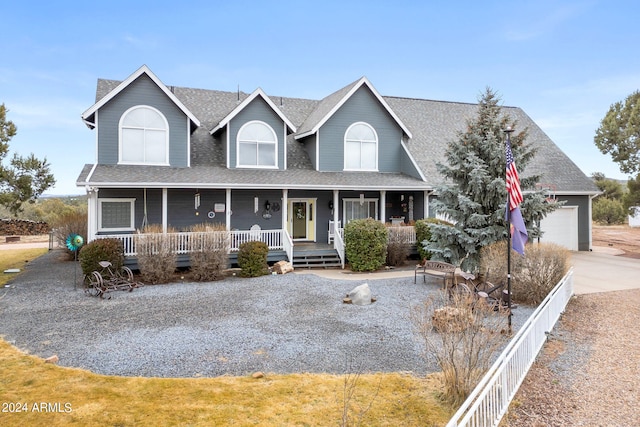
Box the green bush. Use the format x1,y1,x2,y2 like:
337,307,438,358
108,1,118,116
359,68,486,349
237,241,269,277
592,197,626,225
78,238,124,277
345,218,388,272
415,218,454,261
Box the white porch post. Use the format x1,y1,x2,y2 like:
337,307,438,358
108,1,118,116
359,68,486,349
226,188,232,231
333,190,339,224
282,189,288,232
424,190,430,218
380,190,386,223
86,187,98,242
162,188,168,233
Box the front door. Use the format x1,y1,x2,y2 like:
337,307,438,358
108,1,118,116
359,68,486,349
288,199,316,241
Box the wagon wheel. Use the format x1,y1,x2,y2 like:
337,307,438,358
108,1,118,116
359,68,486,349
84,271,104,297
121,266,134,282
448,281,474,301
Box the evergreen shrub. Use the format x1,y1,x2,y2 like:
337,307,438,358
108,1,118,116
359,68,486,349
345,218,388,272
237,240,269,277
78,238,124,277
415,218,452,261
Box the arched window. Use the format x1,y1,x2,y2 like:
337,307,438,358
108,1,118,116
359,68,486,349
344,122,377,170
237,120,277,168
119,106,169,165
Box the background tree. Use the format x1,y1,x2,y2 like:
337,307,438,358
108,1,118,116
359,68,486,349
0,103,55,216
425,88,560,272
623,174,640,213
591,172,625,201
594,90,640,175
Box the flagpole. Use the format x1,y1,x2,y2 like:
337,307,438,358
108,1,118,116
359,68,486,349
504,126,514,333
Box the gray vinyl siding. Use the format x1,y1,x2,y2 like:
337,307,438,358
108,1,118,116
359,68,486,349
301,134,317,169
399,146,424,180
227,97,286,170
97,74,189,167
317,86,403,172
167,189,226,230
555,195,592,251
229,189,283,230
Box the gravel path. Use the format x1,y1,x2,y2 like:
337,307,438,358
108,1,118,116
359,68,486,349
0,250,533,378
507,288,640,426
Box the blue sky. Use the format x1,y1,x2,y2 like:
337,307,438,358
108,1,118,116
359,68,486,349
2,0,639,195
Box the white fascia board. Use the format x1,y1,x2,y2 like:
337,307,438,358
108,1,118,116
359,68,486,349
299,77,413,140
81,65,200,127
80,181,432,191
210,88,296,134
400,140,426,181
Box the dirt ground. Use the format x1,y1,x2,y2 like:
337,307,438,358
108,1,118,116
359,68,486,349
591,224,640,258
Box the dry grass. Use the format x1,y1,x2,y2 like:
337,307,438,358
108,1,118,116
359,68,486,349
0,339,452,426
0,247,48,286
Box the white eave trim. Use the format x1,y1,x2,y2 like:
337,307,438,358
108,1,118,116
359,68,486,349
210,88,296,134
81,65,201,127
294,76,413,140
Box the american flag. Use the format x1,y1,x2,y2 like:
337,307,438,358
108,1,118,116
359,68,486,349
506,138,523,210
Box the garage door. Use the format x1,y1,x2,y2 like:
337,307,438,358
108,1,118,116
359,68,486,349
539,206,579,251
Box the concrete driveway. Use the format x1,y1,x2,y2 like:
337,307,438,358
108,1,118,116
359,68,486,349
571,248,640,294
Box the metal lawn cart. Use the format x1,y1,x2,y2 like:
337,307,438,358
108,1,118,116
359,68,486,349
84,261,142,299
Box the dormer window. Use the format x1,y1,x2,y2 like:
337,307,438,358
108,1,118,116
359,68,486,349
119,106,169,165
237,120,278,168
344,122,377,171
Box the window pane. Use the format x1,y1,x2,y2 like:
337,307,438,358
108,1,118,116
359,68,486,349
257,143,276,166
101,202,131,229
145,109,165,129
239,142,257,165
122,108,146,127
361,141,376,169
121,128,145,162
345,142,361,169
145,130,167,163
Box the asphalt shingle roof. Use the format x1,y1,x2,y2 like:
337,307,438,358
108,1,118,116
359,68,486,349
80,76,597,193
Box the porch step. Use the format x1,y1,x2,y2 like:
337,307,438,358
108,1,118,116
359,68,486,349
292,249,342,268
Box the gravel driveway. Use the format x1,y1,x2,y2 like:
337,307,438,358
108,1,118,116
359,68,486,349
1,250,533,378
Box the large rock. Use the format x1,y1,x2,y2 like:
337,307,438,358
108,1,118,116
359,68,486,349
348,283,372,306
273,260,294,274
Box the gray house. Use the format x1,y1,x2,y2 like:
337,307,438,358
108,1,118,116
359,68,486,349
77,65,598,267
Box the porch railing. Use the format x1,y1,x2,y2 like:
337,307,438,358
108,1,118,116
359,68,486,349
97,229,288,257
386,225,416,244
446,268,574,427
333,227,345,268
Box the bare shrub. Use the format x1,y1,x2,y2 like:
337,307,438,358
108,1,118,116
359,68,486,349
339,355,381,427
412,292,509,406
51,211,88,260
385,227,410,267
136,224,176,284
512,243,570,305
188,223,230,282
480,241,570,305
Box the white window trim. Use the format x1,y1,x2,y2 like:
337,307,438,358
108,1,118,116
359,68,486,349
236,120,278,169
344,121,378,171
118,105,170,166
98,198,136,232
342,198,379,224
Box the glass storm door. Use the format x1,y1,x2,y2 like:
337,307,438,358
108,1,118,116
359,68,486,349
291,201,307,239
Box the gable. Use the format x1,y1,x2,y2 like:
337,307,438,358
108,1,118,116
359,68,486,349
316,85,405,173
95,74,192,168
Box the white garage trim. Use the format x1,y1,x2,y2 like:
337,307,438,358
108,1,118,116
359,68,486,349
540,206,579,251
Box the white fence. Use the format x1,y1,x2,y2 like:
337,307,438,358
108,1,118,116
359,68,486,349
447,268,574,427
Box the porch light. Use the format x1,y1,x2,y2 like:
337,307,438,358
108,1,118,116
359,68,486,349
265,200,271,211
328,201,334,210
